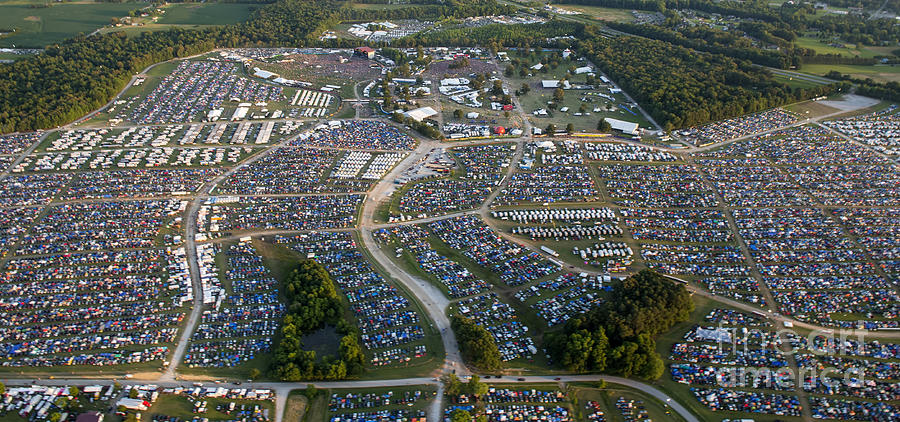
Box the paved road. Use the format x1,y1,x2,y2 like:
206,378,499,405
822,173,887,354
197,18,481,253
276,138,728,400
163,122,324,380
4,374,699,422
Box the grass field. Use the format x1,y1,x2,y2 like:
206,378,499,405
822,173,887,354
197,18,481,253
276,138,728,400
148,395,275,421
773,74,823,90
158,3,258,25
569,383,689,422
799,63,900,83
0,2,135,47
794,36,879,58
556,5,635,22
785,100,841,118
794,35,897,59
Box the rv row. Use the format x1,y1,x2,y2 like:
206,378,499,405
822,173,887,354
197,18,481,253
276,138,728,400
492,207,617,223
573,242,633,259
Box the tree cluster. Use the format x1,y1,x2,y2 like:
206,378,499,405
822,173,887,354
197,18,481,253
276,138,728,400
827,71,900,102
576,32,842,130
451,315,502,372
548,270,693,380
396,21,581,49
271,260,365,381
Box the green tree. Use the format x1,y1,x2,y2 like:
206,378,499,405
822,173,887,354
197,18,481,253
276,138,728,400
306,384,318,398
249,368,261,380
469,375,489,397
451,315,502,372
598,119,612,132
445,374,463,397
553,88,565,103
450,409,471,422
566,123,575,133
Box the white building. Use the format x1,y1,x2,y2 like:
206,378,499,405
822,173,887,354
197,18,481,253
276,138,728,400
403,106,438,122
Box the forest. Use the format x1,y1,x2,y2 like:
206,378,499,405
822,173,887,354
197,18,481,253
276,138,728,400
270,260,365,381
395,21,583,49
548,270,693,380
577,29,845,130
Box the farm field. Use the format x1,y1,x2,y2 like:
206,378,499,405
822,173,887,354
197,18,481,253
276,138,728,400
0,2,135,47
158,2,258,26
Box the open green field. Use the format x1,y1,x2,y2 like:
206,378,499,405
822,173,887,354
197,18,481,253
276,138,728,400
295,385,436,422
0,51,31,61
556,4,635,22
0,2,135,47
799,63,900,83
158,3,258,25
794,36,885,58
148,395,275,421
773,73,824,90
348,2,409,11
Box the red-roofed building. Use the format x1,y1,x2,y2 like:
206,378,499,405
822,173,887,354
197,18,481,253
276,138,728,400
355,47,375,59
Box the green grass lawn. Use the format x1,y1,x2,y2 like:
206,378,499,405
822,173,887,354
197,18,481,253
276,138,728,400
158,3,258,26
773,74,824,90
555,5,635,22
148,395,274,421
0,2,136,47
794,35,895,59
799,63,900,83
0,51,31,61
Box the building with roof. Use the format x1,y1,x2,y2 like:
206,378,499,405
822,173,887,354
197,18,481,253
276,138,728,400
403,106,438,122
541,80,571,89
606,118,640,135
355,46,375,59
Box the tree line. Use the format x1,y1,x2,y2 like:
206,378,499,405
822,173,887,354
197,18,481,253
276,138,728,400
826,71,900,103
395,20,582,48
271,260,365,381
576,29,845,130
547,270,694,380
